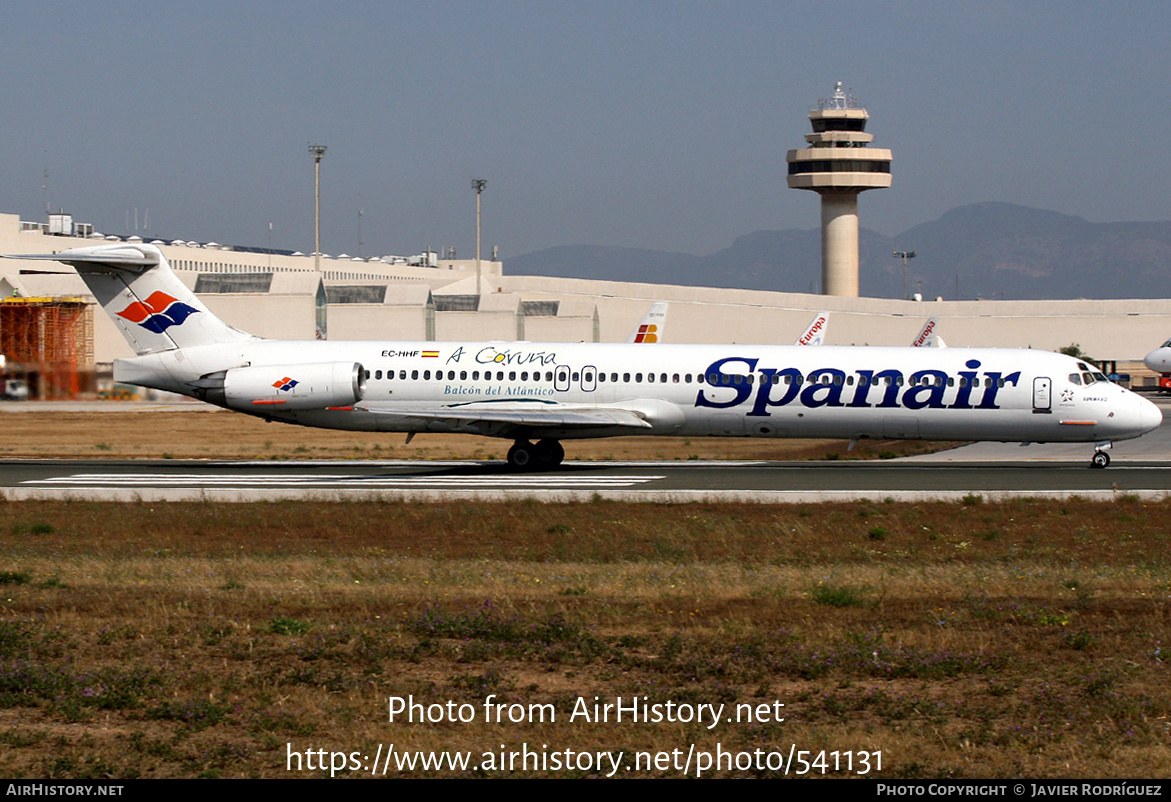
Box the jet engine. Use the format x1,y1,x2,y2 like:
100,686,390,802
194,362,366,410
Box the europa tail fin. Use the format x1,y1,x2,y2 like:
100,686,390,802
5,243,253,355
795,311,829,346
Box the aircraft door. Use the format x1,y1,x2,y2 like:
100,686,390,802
554,366,571,392
1032,377,1052,413
581,365,597,392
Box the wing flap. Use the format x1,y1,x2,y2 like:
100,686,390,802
361,403,652,430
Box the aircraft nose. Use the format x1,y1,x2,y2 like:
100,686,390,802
1139,394,1163,434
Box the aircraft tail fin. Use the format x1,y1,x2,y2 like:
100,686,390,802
628,302,668,343
5,243,254,356
911,317,946,348
795,311,829,346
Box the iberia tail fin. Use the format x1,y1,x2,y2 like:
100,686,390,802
628,302,668,343
5,244,254,355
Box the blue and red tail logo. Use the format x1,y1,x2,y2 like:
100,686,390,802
117,292,199,333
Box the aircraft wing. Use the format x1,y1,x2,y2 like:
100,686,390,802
358,402,653,432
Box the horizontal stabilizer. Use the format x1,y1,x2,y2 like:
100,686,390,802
6,245,161,271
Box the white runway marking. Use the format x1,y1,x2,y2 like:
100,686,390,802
23,472,664,488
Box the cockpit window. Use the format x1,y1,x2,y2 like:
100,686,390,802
1068,373,1082,385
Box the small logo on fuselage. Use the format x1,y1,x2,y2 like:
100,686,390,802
272,377,299,392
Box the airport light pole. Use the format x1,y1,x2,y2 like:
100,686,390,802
309,144,327,273
472,178,487,296
893,250,916,300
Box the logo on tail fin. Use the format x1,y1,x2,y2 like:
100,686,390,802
634,324,659,343
116,292,200,333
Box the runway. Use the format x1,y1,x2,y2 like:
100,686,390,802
5,395,1170,502
5,455,1171,502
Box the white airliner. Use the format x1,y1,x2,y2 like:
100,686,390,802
1144,340,1171,374
6,244,1161,470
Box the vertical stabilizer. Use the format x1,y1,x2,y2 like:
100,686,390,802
911,317,946,348
795,311,830,346
5,244,254,355
628,302,668,343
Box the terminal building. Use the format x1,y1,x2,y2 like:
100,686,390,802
0,208,1168,400
0,83,1166,399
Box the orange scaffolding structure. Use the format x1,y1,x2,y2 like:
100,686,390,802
0,298,94,399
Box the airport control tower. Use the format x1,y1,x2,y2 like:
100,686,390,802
787,83,892,297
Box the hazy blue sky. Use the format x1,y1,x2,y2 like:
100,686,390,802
1,1,1167,261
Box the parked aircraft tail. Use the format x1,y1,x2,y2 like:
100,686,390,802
628,302,668,343
795,311,829,346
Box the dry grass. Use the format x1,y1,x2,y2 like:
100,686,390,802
0,498,1168,778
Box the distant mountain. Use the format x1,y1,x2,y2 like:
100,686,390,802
507,203,1171,300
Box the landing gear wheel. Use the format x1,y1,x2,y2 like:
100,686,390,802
1090,451,1111,469
534,439,565,470
507,441,535,470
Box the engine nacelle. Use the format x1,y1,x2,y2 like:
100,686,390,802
217,362,366,411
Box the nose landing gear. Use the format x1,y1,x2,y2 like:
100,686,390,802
1090,441,1112,469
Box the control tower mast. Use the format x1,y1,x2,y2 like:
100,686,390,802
787,83,892,297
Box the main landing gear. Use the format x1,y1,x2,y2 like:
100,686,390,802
507,439,565,471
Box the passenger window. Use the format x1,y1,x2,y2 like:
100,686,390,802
423,370,429,380
411,370,419,380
